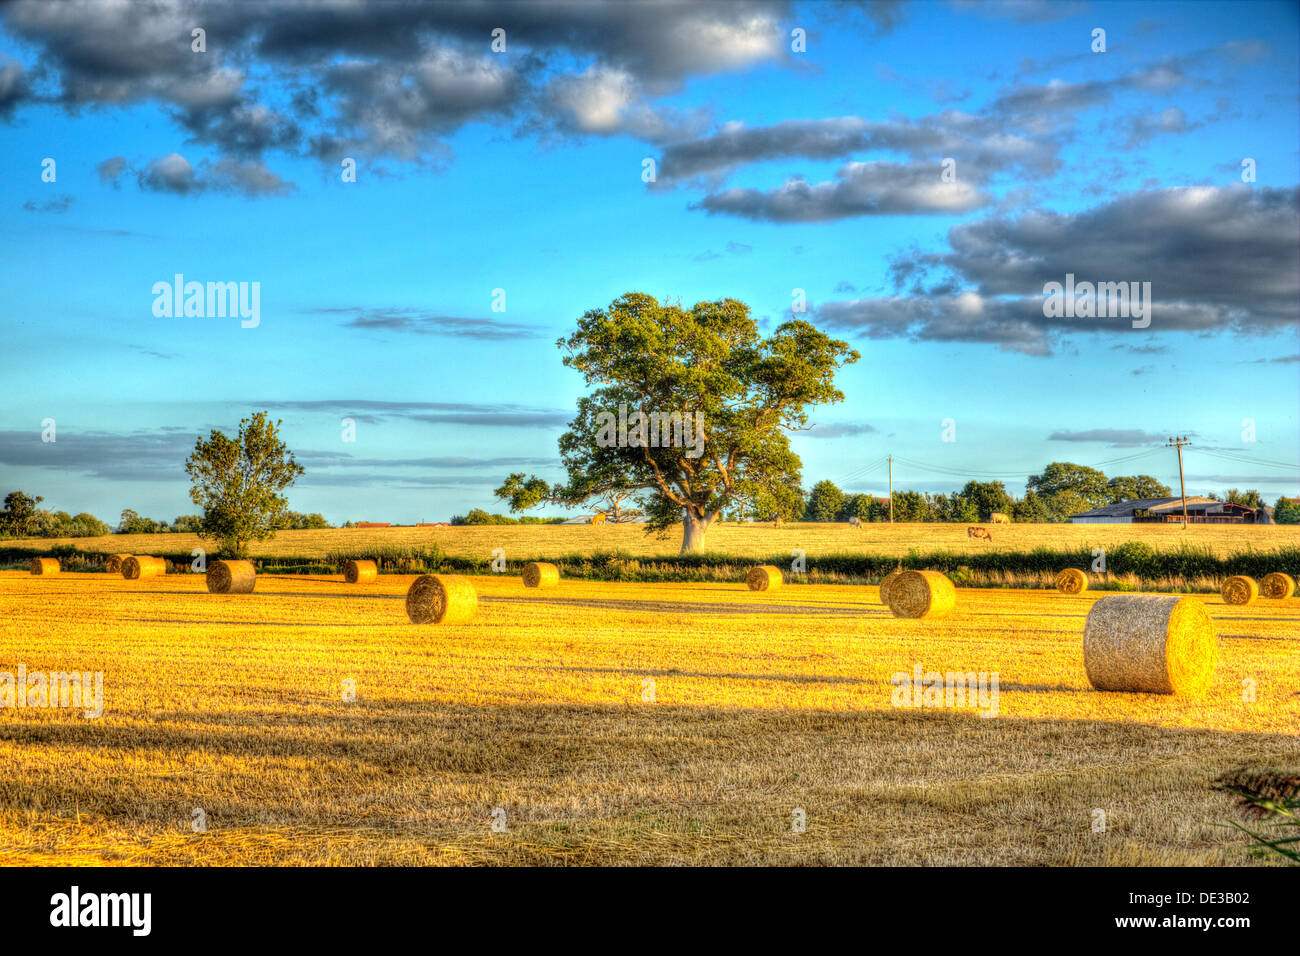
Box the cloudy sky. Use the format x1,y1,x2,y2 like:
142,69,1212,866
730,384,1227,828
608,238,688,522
1,0,1297,524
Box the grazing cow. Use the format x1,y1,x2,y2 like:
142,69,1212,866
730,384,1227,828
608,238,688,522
968,526,992,542
990,512,1010,524
849,516,861,528
590,513,607,525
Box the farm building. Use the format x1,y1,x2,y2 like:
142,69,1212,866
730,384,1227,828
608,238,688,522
1070,497,1271,524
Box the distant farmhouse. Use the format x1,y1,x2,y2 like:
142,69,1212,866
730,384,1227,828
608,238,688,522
1070,496,1272,524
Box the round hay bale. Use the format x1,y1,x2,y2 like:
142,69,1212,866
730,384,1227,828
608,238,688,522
1055,568,1089,595
1220,575,1258,606
1260,572,1295,600
207,559,256,594
879,568,904,605
342,559,378,584
1083,594,1216,695
30,557,60,575
522,562,559,589
885,570,956,619
104,553,131,574
746,565,783,591
406,574,478,624
121,556,166,579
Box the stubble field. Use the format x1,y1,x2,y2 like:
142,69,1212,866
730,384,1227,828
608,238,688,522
0,569,1295,865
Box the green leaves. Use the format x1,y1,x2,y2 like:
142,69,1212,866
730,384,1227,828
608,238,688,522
544,293,858,551
184,411,304,557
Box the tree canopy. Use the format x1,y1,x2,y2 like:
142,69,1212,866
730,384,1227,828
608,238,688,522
184,411,304,556
496,293,858,551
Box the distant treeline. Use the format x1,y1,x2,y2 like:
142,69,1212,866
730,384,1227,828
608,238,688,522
0,491,333,539
795,466,1295,524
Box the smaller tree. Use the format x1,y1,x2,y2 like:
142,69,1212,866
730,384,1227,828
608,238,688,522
838,493,872,522
803,480,846,522
891,489,930,521
1273,497,1300,524
118,509,165,534
958,481,1014,521
1012,489,1052,523
184,411,304,556
0,491,43,537
1225,488,1265,510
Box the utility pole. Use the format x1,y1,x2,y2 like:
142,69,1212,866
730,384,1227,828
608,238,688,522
1167,436,1190,526
888,455,894,524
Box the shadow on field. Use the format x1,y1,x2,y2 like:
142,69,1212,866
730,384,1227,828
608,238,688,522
482,595,878,617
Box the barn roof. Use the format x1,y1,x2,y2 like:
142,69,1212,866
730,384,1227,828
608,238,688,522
1069,496,1218,518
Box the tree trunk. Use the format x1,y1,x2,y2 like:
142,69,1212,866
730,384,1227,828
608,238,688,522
680,510,717,553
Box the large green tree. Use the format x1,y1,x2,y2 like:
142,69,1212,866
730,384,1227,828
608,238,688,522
496,293,857,552
1027,462,1110,519
1107,474,1172,502
184,411,304,556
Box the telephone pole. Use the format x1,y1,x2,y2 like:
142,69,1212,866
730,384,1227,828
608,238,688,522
1167,436,1191,526
888,455,894,524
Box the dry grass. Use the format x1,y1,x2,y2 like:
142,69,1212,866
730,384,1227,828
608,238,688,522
0,570,1294,866
12,521,1299,562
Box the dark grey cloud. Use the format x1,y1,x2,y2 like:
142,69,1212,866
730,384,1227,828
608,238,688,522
135,152,293,196
259,399,571,429
205,156,295,196
0,427,194,481
296,471,524,489
817,185,1300,355
0,55,29,119
137,152,201,195
1048,429,1170,447
694,161,987,221
658,113,1060,183
22,194,74,213
1118,106,1198,149
296,451,553,469
0,0,797,181
310,306,541,340
96,155,127,186
988,63,1191,120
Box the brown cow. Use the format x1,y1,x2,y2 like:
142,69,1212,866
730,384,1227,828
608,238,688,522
967,526,992,542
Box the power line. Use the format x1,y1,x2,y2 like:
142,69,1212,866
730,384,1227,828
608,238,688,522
1196,449,1299,471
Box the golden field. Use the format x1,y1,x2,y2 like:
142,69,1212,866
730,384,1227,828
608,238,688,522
0,569,1295,865
9,519,1300,562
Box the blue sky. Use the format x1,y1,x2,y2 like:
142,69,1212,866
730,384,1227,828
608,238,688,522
1,0,1297,524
